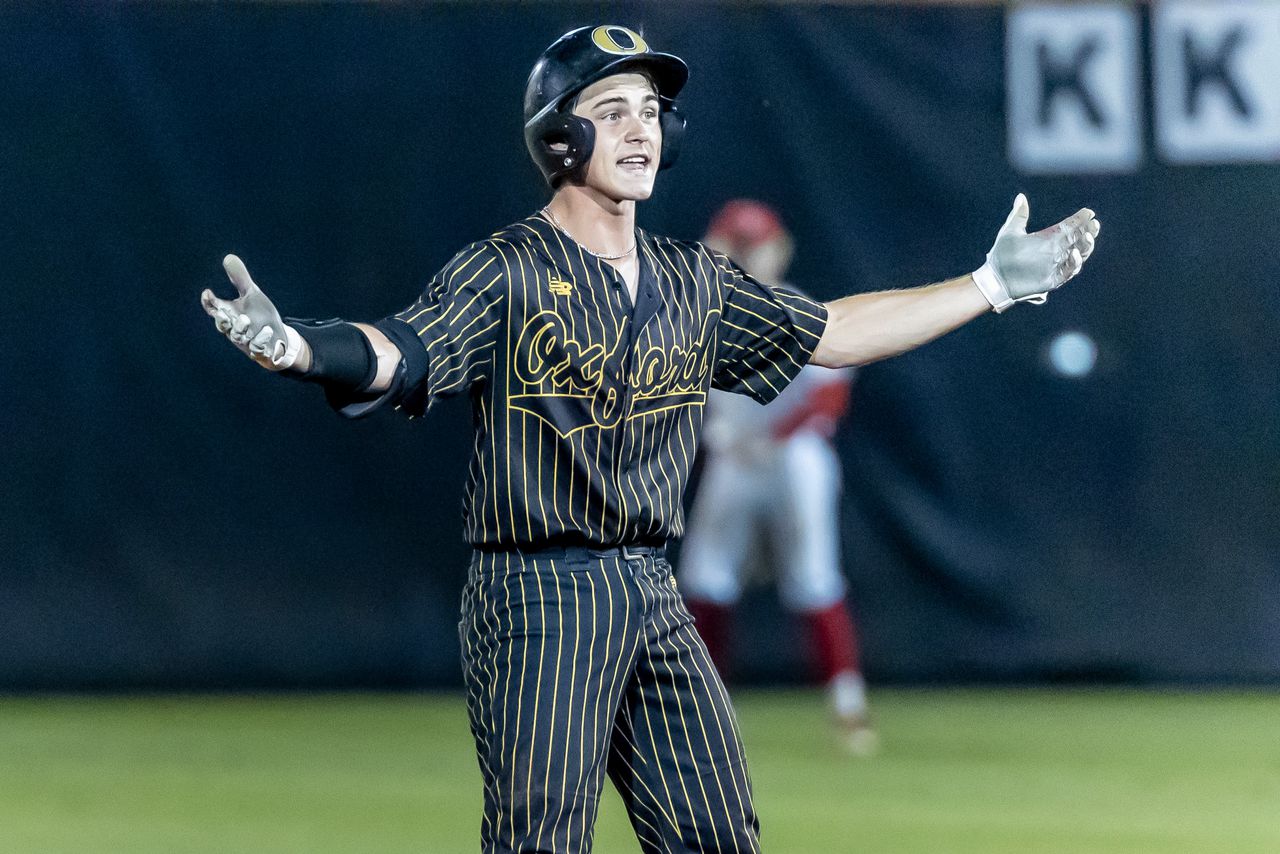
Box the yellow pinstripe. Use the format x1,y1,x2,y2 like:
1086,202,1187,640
528,563,552,852
772,288,828,328
475,393,492,543
736,285,823,339
509,568,527,845
503,262,518,543
564,569,584,850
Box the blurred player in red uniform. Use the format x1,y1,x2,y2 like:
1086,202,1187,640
679,199,876,755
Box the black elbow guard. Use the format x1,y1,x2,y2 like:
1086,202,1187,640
284,318,378,392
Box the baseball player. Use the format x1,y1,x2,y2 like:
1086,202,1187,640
679,199,875,756
201,23,1100,854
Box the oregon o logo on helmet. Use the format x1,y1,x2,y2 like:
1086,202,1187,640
591,26,649,56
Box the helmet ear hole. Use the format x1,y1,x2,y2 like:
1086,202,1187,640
527,113,595,186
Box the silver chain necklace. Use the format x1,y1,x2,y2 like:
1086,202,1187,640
541,206,636,261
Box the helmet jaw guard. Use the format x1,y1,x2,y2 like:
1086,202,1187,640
657,106,685,171
523,25,689,188
524,112,596,188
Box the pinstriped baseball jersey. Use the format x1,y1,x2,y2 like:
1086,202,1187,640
351,212,827,548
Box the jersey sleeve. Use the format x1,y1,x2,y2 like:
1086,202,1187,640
334,242,506,419
710,257,829,405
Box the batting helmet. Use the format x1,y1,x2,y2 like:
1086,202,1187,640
524,25,689,188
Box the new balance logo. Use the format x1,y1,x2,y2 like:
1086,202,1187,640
549,278,573,296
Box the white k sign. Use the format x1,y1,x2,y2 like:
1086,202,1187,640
1154,0,1280,164
1007,3,1143,175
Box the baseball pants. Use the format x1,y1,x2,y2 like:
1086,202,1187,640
459,546,760,853
680,433,846,612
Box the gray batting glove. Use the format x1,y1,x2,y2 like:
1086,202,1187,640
200,255,303,370
971,194,1101,313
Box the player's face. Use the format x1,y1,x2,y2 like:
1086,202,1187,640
572,73,662,202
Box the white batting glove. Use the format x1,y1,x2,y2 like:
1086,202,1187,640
200,255,304,370
971,194,1101,313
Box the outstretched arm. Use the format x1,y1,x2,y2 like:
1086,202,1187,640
812,275,988,368
201,254,401,391
811,195,1100,368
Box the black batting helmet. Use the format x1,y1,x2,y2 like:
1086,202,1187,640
524,25,689,188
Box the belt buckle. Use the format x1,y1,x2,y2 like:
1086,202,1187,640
620,545,645,561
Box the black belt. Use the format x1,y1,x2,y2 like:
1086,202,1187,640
485,542,666,562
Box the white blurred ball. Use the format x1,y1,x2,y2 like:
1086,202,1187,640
1046,330,1098,378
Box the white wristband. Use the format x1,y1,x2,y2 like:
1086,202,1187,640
971,258,1014,313
273,324,305,369
971,258,1050,314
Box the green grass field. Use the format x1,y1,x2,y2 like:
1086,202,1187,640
1,689,1277,853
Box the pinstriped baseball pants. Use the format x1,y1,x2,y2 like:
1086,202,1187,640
459,549,761,853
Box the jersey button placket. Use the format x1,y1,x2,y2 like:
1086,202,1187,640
610,272,639,525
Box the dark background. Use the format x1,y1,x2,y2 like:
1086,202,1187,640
2,2,1277,690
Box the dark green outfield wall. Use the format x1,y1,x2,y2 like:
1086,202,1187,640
2,2,1277,688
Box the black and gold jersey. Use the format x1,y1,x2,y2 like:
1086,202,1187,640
349,213,827,548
